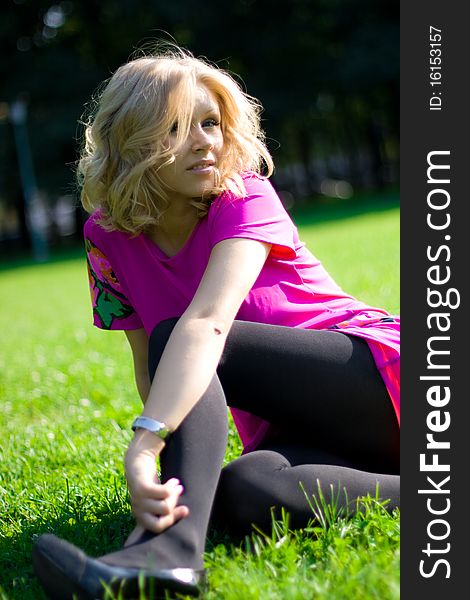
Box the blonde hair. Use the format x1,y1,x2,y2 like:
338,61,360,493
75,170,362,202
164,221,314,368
77,44,274,234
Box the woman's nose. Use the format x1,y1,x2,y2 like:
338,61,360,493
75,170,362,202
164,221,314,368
191,127,214,152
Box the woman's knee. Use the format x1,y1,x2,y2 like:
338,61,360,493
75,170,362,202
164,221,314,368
220,450,289,488
213,450,290,530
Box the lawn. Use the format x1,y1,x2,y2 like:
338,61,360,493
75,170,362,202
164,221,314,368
0,193,400,600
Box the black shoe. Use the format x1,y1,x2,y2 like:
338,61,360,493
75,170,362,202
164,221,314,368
32,534,205,599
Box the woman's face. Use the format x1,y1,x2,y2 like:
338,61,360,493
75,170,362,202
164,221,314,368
157,84,224,207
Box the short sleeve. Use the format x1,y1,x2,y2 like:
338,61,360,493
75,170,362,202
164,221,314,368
85,236,143,331
208,175,297,260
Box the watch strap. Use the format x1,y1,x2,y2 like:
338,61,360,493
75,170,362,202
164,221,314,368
131,416,171,440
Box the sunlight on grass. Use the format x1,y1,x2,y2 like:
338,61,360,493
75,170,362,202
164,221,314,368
0,202,399,599
299,207,399,315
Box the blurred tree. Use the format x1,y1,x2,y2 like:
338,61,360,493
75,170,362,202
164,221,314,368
171,0,399,189
1,0,398,255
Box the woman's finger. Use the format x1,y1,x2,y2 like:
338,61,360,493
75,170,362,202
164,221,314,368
136,504,189,534
133,483,184,515
134,497,172,517
164,484,184,510
152,505,190,533
129,478,181,502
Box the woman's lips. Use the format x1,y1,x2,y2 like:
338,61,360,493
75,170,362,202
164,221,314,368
188,165,214,174
187,161,215,174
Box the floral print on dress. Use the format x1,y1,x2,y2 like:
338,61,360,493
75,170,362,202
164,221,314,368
85,238,135,329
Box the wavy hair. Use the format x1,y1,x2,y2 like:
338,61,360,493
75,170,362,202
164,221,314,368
77,44,274,234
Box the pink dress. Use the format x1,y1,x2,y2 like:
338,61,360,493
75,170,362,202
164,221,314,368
84,173,400,453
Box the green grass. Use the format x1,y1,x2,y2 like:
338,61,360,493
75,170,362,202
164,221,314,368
0,195,399,599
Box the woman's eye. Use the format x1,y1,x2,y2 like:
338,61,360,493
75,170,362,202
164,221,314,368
202,119,220,128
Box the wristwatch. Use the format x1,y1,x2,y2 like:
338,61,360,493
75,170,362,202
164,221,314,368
131,416,171,441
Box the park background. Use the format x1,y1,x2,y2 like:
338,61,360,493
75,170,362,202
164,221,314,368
1,0,399,260
0,1,400,599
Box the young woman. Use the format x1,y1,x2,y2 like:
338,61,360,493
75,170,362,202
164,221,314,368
33,45,400,599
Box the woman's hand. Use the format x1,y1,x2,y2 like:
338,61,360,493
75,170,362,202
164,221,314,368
124,429,189,534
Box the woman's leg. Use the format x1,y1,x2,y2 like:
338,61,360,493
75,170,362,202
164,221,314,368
218,320,400,472
210,320,400,536
99,318,228,571
211,444,400,537
34,317,400,598
102,318,399,561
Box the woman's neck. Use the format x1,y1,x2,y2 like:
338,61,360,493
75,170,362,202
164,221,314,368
148,205,199,257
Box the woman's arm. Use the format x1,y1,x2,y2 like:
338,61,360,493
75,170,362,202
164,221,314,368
125,237,271,532
124,329,189,536
140,237,271,432
125,328,150,403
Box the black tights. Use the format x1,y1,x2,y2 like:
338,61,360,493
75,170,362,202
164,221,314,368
101,318,400,571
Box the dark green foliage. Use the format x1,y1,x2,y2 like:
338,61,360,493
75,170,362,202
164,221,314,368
1,0,398,211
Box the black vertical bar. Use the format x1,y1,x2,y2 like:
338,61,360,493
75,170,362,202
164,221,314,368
401,2,468,598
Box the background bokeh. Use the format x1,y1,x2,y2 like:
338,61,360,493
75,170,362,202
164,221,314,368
0,0,399,261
